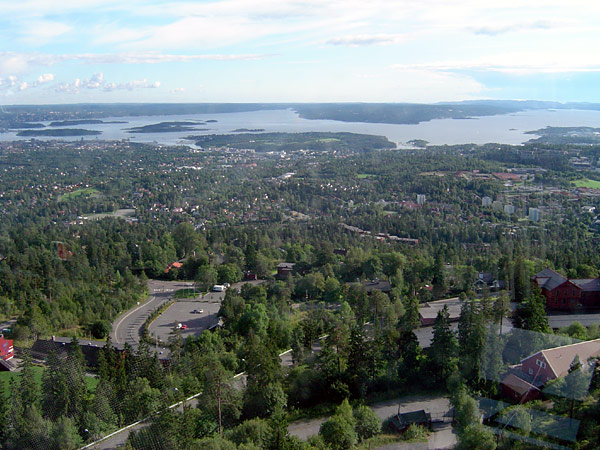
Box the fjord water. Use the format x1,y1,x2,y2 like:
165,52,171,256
2,108,600,146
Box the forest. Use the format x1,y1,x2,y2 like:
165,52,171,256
0,135,599,448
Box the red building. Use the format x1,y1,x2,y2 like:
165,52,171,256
0,335,14,361
276,262,295,278
521,339,600,385
500,373,540,402
533,268,600,311
500,339,600,402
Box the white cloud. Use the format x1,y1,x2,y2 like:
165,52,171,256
85,72,104,88
55,73,161,93
0,52,270,73
325,34,405,46
19,20,72,44
37,73,54,83
392,52,600,74
469,20,558,36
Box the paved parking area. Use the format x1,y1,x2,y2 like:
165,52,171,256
147,295,222,343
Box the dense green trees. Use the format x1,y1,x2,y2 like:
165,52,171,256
430,305,458,385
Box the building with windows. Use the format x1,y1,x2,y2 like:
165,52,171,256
500,339,600,401
521,339,600,385
0,335,13,361
529,207,541,222
533,268,600,310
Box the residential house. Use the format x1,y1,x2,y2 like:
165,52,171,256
500,373,541,403
276,262,295,278
0,334,15,371
363,279,392,294
500,338,600,401
533,268,600,310
520,338,600,385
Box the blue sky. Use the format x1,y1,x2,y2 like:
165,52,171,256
1,0,599,104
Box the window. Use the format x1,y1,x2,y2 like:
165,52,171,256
536,359,546,368
529,368,534,375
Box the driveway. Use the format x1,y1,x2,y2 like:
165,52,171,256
288,394,456,449
110,280,194,349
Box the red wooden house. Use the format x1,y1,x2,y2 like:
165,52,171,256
0,335,14,361
533,268,600,311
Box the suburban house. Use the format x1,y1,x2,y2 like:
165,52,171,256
363,279,392,294
0,334,14,361
0,334,15,371
500,373,541,403
165,261,184,274
276,262,295,278
419,298,462,326
500,339,600,401
521,339,600,384
533,268,600,310
474,272,505,291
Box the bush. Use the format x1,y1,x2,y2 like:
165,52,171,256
403,424,427,441
320,415,358,450
353,405,381,441
90,320,110,339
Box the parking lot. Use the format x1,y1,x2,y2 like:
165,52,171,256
147,294,222,343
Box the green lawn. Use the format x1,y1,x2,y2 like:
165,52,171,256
0,365,98,397
573,179,600,189
174,288,199,299
60,187,100,201
357,173,377,179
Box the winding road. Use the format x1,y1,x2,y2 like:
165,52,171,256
110,279,194,349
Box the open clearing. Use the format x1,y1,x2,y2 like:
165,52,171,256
573,179,600,189
59,187,100,201
0,365,98,396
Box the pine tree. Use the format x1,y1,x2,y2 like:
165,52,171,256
0,379,8,444
458,301,487,386
430,305,458,384
42,350,68,420
19,353,39,409
65,337,88,420
493,291,511,335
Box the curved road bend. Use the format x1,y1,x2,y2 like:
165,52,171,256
110,280,194,349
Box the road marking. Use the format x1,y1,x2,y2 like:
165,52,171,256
112,296,160,345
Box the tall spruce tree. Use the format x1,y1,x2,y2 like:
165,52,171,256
458,301,487,386
430,305,458,384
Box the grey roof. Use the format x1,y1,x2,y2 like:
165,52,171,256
363,280,392,293
571,278,600,292
534,268,567,290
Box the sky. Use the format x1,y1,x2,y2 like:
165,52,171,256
1,0,600,104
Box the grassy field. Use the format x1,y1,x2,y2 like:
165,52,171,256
573,179,600,189
60,187,100,201
174,288,199,299
357,173,377,179
84,208,136,220
0,365,99,397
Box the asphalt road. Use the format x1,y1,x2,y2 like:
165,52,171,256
147,295,221,343
110,279,194,349
288,394,456,449
147,280,264,344
547,312,600,329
